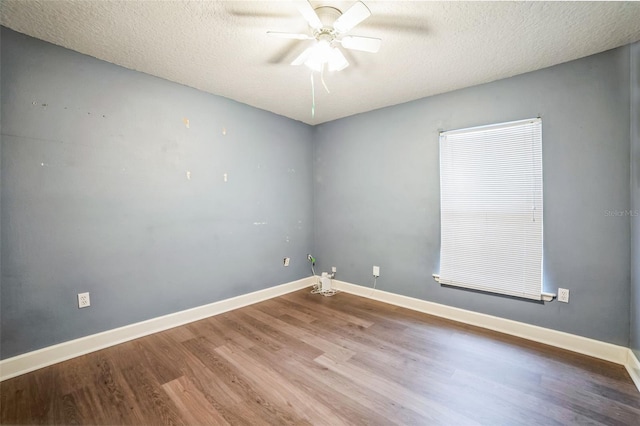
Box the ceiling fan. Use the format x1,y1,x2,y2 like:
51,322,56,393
267,0,382,72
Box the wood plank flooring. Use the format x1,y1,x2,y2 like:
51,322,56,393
2,289,639,425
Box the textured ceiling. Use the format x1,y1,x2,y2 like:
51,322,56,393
2,1,640,125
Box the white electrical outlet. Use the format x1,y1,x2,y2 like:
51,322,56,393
373,266,380,277
283,257,290,267
332,266,337,273
78,292,90,308
558,288,569,303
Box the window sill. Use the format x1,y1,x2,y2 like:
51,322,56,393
432,274,556,302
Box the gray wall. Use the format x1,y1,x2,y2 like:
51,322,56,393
1,26,636,359
313,46,632,346
0,28,314,359
631,41,640,358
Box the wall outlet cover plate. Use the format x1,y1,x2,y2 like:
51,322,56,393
78,292,90,308
558,288,569,303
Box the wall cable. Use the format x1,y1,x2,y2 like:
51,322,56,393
369,276,378,297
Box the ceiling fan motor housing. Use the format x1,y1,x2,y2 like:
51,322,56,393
313,6,342,40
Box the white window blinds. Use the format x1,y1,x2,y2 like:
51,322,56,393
438,118,543,300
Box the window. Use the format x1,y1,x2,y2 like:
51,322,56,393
437,118,545,301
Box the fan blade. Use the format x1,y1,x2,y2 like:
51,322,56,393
291,47,313,66
296,0,322,30
333,1,371,34
267,31,313,40
340,35,381,53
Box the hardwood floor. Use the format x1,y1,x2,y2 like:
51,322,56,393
2,288,639,425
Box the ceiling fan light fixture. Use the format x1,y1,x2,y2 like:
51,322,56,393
291,46,313,66
303,41,329,72
272,1,378,75
301,40,349,72
328,47,349,71
304,54,324,73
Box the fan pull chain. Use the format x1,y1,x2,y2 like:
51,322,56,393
320,65,330,94
310,72,315,119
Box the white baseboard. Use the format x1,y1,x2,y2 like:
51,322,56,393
0,277,315,382
4,277,638,393
333,280,630,366
626,349,640,392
